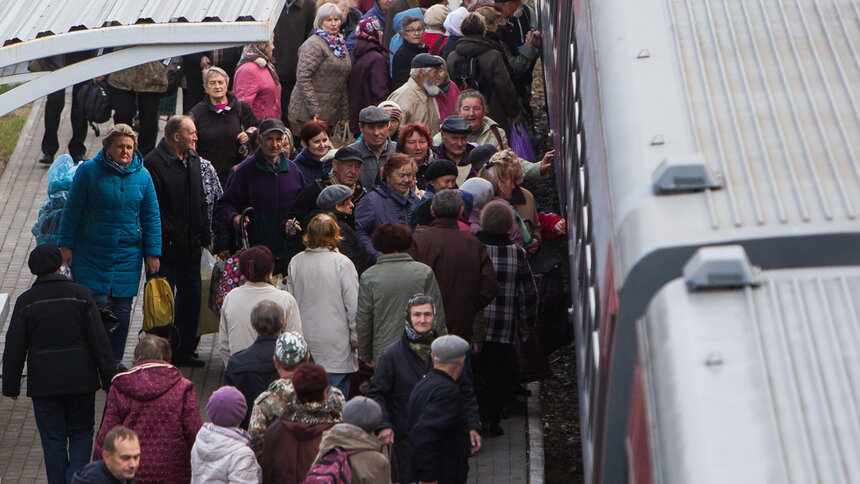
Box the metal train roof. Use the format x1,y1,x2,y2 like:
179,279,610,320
641,263,860,483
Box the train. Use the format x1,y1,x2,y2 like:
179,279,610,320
538,0,860,482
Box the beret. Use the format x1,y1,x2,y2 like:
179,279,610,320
411,53,445,69
424,4,450,29
431,335,470,362
359,106,391,124
28,243,62,276
424,159,458,181
317,184,354,210
440,115,472,133
342,396,383,433
468,143,499,170
259,118,287,136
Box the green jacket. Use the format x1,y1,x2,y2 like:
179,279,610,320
355,253,447,363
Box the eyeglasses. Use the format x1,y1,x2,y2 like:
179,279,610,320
403,27,425,34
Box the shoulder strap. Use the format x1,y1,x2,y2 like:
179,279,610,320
431,36,446,55
489,124,505,148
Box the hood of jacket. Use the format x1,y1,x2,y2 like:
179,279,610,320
193,424,252,463
279,420,334,441
317,423,382,455
111,360,183,402
92,148,144,176
454,35,496,58
353,38,387,59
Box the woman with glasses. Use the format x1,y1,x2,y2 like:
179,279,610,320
391,16,428,90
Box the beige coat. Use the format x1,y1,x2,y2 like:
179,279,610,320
313,423,391,484
108,60,169,93
387,78,442,136
289,35,352,126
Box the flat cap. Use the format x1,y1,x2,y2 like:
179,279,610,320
28,243,62,276
259,118,287,136
411,53,445,69
440,115,472,133
359,106,391,124
468,143,499,170
334,145,363,163
424,159,458,181
431,335,470,363
275,332,308,369
342,396,383,433
317,184,354,210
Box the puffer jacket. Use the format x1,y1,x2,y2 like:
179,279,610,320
446,35,520,126
289,35,352,126
94,360,202,484
190,423,261,484
354,183,418,263
58,149,161,298
312,423,391,484
348,38,391,136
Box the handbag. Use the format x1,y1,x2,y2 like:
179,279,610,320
236,102,254,159
331,120,355,149
209,208,253,317
508,121,537,162
514,330,552,383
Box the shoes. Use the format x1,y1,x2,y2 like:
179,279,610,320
172,355,205,367
483,424,504,438
38,154,53,164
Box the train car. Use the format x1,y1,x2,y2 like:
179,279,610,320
538,0,860,481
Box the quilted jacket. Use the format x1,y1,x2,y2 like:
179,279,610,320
289,35,352,126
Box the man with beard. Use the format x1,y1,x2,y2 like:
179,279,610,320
387,54,444,136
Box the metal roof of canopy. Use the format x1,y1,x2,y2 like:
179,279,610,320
0,0,286,116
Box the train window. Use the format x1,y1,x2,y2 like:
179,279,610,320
585,243,593,285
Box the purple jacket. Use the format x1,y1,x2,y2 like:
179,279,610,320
354,182,418,262
349,39,392,136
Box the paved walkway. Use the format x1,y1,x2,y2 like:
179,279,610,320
0,94,542,483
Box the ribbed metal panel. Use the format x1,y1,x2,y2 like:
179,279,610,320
0,0,279,46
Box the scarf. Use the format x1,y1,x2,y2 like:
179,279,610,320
237,43,279,85
404,319,436,365
315,28,348,58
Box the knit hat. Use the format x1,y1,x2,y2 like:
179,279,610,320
424,159,458,181
317,184,353,210
431,335,470,363
424,4,451,30
444,7,469,36
206,386,247,427
342,397,383,433
377,100,403,121
275,332,309,369
468,143,499,171
28,243,63,276
460,177,495,209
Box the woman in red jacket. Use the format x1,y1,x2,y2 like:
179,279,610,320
94,335,202,484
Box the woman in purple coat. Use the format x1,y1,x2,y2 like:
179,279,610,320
348,17,392,137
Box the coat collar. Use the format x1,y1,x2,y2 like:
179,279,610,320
33,273,70,285
253,148,292,174
376,252,414,263
476,230,511,246
93,148,144,175
155,138,198,166
405,77,430,102
429,217,460,229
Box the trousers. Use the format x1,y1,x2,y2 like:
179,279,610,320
32,392,96,484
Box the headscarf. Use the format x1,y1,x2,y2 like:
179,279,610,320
404,318,436,365
444,7,469,36
315,28,348,58
237,43,279,85
355,17,392,53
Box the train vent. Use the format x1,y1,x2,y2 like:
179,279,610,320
651,153,723,193
683,245,761,291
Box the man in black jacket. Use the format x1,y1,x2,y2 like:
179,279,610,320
143,115,210,367
2,244,116,484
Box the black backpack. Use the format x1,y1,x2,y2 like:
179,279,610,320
450,56,492,102
76,80,112,136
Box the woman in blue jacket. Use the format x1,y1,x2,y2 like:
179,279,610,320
59,124,162,362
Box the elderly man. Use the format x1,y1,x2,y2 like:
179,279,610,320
3,244,116,484
317,184,371,274
432,116,475,185
408,190,498,341
349,106,398,189
409,158,458,229
290,145,368,224
144,115,210,367
71,426,141,484
247,332,345,455
407,335,478,484
387,54,444,136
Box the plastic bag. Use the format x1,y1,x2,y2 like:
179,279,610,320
32,155,78,245
508,121,536,162
198,250,220,336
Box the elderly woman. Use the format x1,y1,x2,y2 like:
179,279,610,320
397,122,435,188
423,4,451,55
94,336,202,483
355,223,447,366
294,120,333,185
391,15,429,90
354,153,419,262
460,176,495,233
478,149,540,251
59,124,161,362
348,17,392,137
234,39,282,121
286,214,360,396
190,67,261,185
289,3,352,130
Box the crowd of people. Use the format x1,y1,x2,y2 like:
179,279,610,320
3,0,570,482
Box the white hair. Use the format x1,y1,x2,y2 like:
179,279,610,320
314,3,344,29
410,67,437,79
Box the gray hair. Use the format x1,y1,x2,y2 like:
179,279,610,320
457,89,486,111
431,189,464,218
480,200,515,234
202,66,230,86
251,300,284,336
410,66,437,79
314,3,344,29
400,15,423,32
102,123,138,150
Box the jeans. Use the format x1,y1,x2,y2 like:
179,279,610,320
93,294,133,362
32,393,96,484
328,373,352,397
159,259,202,359
42,85,88,160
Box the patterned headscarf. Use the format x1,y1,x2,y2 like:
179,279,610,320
237,43,279,85
315,28,348,58
355,17,389,51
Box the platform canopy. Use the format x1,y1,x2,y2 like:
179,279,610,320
0,0,286,116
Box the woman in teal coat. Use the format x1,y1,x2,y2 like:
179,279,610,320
59,124,162,362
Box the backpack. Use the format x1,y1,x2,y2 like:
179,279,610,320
142,277,175,334
302,447,367,484
429,35,448,56
75,80,112,137
450,56,491,102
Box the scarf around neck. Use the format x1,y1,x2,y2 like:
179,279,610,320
237,44,279,85
315,28,348,58
404,320,436,365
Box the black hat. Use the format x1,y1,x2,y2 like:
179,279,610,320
440,115,472,133
28,243,62,276
411,53,445,69
334,145,363,163
468,144,499,170
424,159,458,181
259,118,287,136
359,106,391,124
